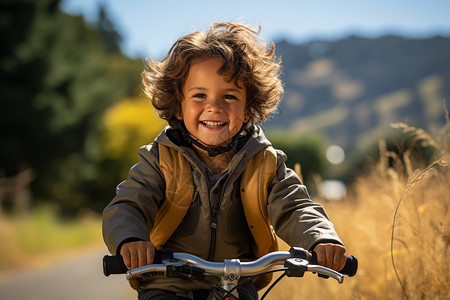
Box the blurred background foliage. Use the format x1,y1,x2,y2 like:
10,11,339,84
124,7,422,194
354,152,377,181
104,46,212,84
101,96,166,179
267,131,328,189
0,0,163,215
1,0,449,217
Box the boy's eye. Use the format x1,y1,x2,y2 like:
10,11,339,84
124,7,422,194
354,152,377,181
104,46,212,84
193,93,207,99
224,94,237,100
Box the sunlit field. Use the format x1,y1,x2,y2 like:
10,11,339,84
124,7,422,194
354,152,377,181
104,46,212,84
0,122,448,300
267,122,449,299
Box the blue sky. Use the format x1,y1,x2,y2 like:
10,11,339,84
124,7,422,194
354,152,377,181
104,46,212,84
61,0,450,59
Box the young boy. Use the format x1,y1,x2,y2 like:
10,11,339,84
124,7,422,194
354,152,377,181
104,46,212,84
103,22,346,300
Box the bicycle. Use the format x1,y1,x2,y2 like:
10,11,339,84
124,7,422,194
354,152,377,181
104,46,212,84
103,247,357,300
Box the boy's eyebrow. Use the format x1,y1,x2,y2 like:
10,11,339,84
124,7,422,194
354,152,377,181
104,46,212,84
188,87,244,94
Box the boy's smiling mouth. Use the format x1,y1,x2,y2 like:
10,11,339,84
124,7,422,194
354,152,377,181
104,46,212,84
200,120,227,128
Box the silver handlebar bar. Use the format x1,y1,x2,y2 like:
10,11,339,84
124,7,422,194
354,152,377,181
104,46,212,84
126,250,344,284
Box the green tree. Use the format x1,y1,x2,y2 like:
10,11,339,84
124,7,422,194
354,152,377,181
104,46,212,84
267,130,328,189
96,5,122,53
0,0,142,214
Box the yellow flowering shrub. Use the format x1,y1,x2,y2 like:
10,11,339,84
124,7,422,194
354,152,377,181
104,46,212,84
101,96,166,175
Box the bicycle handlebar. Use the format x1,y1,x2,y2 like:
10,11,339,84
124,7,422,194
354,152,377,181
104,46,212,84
103,247,357,282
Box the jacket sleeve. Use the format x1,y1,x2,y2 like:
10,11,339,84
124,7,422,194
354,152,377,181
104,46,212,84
102,143,165,255
267,150,343,250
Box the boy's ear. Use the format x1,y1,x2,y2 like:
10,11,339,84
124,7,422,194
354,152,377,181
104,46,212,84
174,103,183,120
244,112,250,123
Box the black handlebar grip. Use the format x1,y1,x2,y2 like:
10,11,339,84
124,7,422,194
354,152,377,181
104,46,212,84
103,255,128,276
340,255,358,277
310,251,358,277
102,249,173,277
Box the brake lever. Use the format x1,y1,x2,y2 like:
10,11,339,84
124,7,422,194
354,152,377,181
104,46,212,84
307,265,344,283
307,251,328,278
166,264,205,280
284,258,344,283
284,258,308,277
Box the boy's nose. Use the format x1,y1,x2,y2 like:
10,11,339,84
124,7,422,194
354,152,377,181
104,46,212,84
206,97,223,112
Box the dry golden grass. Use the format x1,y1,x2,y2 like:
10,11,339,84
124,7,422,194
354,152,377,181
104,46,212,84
265,120,449,299
1,111,448,299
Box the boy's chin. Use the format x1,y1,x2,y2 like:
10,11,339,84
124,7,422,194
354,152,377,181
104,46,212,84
204,141,228,147
199,136,233,147
199,138,232,148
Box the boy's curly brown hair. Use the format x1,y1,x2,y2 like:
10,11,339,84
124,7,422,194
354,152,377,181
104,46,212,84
141,22,283,127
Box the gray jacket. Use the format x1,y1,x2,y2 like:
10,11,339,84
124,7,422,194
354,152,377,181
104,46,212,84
102,125,342,292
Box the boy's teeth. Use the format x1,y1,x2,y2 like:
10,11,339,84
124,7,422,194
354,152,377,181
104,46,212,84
202,121,225,127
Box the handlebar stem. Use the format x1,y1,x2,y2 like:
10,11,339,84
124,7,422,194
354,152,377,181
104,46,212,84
220,259,241,298
223,259,241,282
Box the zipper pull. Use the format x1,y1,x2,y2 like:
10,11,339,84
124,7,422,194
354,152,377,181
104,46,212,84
211,216,218,229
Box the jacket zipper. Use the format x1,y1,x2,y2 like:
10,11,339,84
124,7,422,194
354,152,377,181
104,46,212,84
207,215,218,261
207,186,221,261
207,174,234,261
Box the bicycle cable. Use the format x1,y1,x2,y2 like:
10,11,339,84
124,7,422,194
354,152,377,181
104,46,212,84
226,267,288,300
261,272,286,300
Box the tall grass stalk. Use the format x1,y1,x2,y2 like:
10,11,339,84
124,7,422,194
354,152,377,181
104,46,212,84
390,156,448,299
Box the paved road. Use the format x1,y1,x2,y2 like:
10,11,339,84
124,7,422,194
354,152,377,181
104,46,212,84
0,248,136,300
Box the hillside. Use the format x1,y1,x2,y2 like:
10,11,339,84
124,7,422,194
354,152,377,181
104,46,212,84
265,35,450,158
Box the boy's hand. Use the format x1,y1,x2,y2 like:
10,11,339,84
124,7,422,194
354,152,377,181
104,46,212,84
120,241,155,270
313,243,346,272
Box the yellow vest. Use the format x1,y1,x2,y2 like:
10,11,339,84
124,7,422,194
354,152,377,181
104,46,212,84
150,143,279,289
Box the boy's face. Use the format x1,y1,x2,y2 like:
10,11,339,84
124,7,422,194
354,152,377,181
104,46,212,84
179,57,247,147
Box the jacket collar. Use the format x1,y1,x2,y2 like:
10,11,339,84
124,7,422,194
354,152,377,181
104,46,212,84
154,124,272,161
